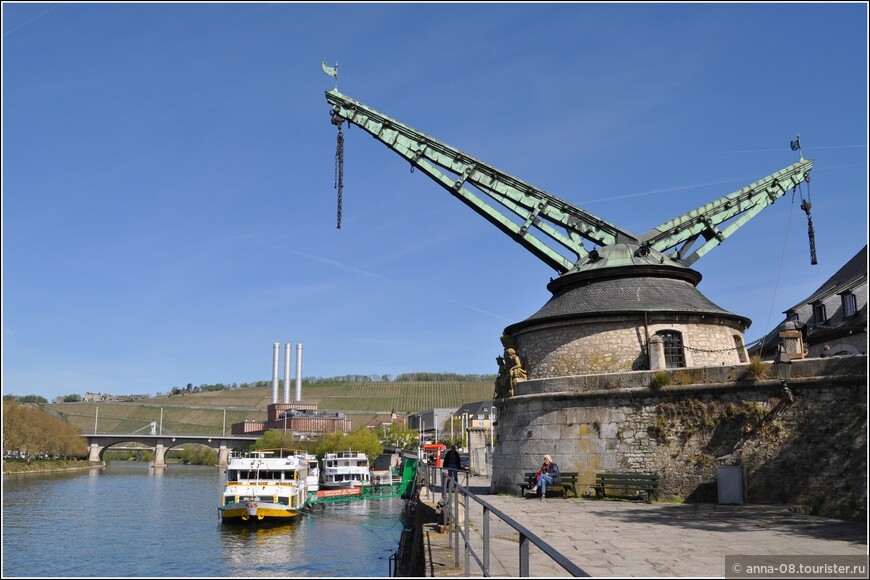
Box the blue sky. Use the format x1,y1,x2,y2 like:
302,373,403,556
3,2,867,401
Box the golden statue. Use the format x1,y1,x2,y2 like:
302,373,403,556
494,338,527,398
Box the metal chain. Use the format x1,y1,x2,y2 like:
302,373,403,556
335,126,344,229
799,179,817,265
683,345,746,354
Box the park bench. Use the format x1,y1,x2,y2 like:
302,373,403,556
594,472,660,502
517,471,579,498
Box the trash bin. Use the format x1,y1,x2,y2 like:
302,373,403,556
717,465,744,504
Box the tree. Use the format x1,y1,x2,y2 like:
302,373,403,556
252,430,296,451
2,400,87,459
380,423,420,450
315,427,382,461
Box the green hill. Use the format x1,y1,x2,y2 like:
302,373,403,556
44,381,494,435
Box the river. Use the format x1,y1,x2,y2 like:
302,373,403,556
2,461,405,577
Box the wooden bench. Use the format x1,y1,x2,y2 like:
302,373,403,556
517,471,579,498
594,472,660,502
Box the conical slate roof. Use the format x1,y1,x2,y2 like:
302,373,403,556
506,263,749,333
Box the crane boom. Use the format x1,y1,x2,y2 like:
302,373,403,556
326,88,813,273
326,89,637,273
639,159,814,265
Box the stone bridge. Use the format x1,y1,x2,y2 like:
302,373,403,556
85,434,259,468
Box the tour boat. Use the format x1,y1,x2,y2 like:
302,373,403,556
219,449,309,524
320,450,371,489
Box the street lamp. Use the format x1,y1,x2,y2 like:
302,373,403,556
774,344,794,403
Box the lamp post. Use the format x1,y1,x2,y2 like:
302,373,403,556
774,344,794,403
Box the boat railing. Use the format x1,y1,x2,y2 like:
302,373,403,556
419,464,589,577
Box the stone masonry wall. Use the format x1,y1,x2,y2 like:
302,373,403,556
490,355,866,521
511,314,747,378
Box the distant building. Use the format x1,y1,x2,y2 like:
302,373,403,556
407,407,460,441
82,392,114,402
230,402,351,438
751,245,867,358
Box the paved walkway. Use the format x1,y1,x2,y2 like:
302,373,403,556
419,474,867,577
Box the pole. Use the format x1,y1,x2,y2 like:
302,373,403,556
94,407,99,435
450,414,454,444
435,413,439,444
160,408,164,435
222,409,226,437
489,410,494,447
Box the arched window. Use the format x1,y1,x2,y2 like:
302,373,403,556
657,331,686,368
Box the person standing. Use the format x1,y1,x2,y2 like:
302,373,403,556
443,445,462,482
529,455,560,499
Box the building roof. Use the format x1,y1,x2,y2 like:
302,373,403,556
453,401,495,417
508,269,749,333
751,245,867,355
787,245,867,311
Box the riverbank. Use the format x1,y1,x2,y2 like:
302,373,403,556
2,459,103,475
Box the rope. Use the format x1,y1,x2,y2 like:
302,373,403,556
757,191,797,355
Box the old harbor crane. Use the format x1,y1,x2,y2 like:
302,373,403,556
324,88,813,275
323,73,817,379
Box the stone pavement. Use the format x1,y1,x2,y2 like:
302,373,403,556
419,473,867,577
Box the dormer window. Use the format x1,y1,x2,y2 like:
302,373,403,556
812,302,827,324
787,311,799,322
842,293,857,317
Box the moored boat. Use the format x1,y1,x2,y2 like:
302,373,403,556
321,450,371,489
306,452,320,492
219,449,308,524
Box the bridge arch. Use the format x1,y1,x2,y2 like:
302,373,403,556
85,434,258,468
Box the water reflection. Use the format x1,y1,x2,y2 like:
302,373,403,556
219,519,309,576
3,463,403,577
216,499,403,577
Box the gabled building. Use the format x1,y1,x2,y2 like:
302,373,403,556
752,245,867,358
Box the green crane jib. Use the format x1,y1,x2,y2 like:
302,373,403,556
325,88,813,274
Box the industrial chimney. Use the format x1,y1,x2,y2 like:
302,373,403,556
295,343,303,402
283,343,292,404
271,342,280,405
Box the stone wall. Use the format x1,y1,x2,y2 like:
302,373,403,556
511,313,748,378
491,355,866,521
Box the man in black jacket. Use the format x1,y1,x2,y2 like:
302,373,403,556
443,445,462,482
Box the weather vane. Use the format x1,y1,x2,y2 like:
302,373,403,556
321,61,338,90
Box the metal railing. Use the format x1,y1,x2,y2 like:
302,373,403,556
421,465,589,577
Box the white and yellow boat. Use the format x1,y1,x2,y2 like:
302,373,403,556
219,449,309,524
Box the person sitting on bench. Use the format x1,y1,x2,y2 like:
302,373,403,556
529,455,560,498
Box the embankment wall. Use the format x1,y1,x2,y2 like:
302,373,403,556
491,356,867,520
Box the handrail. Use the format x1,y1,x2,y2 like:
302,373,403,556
422,464,589,577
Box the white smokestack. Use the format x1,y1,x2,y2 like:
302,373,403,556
295,343,303,402
271,342,280,404
283,343,292,404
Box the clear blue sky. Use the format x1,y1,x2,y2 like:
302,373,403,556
3,2,867,401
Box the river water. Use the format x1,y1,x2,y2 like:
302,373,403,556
2,462,405,577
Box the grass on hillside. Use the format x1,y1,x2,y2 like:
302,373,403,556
45,381,494,436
